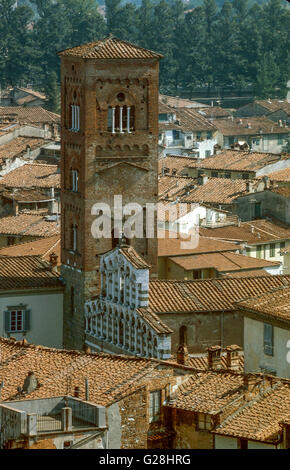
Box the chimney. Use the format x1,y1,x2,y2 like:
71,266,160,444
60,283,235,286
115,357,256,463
279,119,283,127
207,345,222,370
22,371,38,394
74,386,80,398
246,181,254,193
263,175,270,190
243,374,263,401
225,345,241,371
198,173,208,186
49,252,58,272
176,326,189,365
84,344,91,354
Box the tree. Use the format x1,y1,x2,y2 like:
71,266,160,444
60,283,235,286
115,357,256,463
44,71,60,113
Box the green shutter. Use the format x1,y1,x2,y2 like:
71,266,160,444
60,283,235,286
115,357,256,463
4,311,10,332
264,323,273,356
24,309,31,331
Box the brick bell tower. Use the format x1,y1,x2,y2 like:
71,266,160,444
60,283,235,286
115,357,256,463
58,37,162,349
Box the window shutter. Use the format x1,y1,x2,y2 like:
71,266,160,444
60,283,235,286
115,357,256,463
4,311,10,332
24,309,31,331
264,323,273,355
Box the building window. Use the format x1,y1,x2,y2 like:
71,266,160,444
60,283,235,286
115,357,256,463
242,173,249,179
224,171,231,179
280,242,285,250
108,105,135,133
205,150,211,157
206,131,211,139
5,308,30,333
238,438,248,449
149,390,161,423
71,224,78,252
197,413,211,430
256,245,262,259
211,171,218,177
71,169,79,192
278,135,283,145
7,237,15,246
270,243,276,257
264,323,274,356
70,105,80,132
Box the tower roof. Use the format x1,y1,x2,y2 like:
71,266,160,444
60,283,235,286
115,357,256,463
58,36,163,60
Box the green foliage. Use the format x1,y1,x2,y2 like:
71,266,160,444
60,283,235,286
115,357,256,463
0,0,289,100
44,71,60,113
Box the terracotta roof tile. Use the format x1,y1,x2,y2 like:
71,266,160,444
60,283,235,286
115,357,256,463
0,138,48,165
186,149,290,173
263,167,290,182
119,246,150,269
158,155,197,176
0,235,60,263
0,255,62,290
158,234,239,257
159,95,208,109
136,307,173,334
212,116,290,135
168,251,280,273
180,178,250,204
236,285,290,323
0,107,60,125
200,219,290,244
215,380,290,443
58,36,163,59
159,107,216,132
158,175,196,200
0,163,60,189
254,99,290,114
148,275,290,313
0,214,59,237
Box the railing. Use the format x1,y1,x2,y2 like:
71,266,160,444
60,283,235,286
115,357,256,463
201,215,239,228
37,414,62,433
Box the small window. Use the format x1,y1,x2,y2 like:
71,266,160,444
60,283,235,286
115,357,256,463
197,413,211,430
70,105,80,132
205,150,211,157
278,135,283,145
242,173,249,179
71,169,79,192
196,131,201,139
256,245,262,259
149,390,161,423
71,286,75,316
7,237,15,246
211,171,218,177
5,308,30,333
71,224,78,252
264,323,274,356
225,171,231,179
206,132,211,139
238,438,248,449
270,243,275,257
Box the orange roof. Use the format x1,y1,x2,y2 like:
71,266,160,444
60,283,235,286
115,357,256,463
58,36,163,60
168,251,280,273
196,107,232,119
0,107,60,124
200,219,290,244
236,285,290,323
180,178,250,205
159,107,216,132
264,167,290,182
158,175,196,200
215,380,290,443
0,138,47,164
148,275,290,313
254,99,290,114
159,94,208,109
158,234,239,257
0,235,60,263
212,116,289,135
119,245,150,269
0,214,59,237
0,338,163,405
0,163,60,189
0,255,62,290
186,149,290,173
158,155,197,176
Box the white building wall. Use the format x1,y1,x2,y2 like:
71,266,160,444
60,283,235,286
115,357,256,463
0,291,63,348
244,316,290,378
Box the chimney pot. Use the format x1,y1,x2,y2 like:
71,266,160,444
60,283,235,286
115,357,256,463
207,345,222,369
23,371,38,394
225,345,241,371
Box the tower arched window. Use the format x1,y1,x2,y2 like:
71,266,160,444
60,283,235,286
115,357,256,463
108,105,135,133
70,104,80,132
71,169,79,192
71,224,78,252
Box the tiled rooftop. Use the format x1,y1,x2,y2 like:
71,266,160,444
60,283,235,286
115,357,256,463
158,155,197,176
58,36,163,59
148,275,290,313
119,245,151,269
0,235,60,263
158,175,196,200
159,95,208,109
168,251,280,273
180,178,250,204
185,149,290,172
0,338,163,405
1,188,53,202
197,107,232,119
158,233,240,257
252,99,290,114
200,218,290,244
0,163,60,189
264,166,290,182
0,214,59,237
0,107,60,124
236,285,290,323
0,255,62,290
212,116,289,136
159,107,216,132
0,138,48,165
214,379,290,443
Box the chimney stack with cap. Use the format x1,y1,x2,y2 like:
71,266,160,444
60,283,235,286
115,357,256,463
198,173,208,186
22,371,38,394
207,345,222,370
225,345,241,371
49,252,58,272
176,326,189,365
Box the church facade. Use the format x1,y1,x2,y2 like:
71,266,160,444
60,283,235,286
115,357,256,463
84,240,172,359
